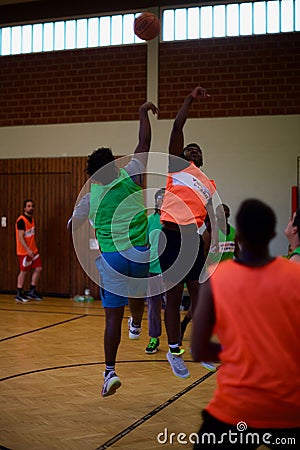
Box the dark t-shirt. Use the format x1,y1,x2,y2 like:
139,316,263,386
16,215,33,230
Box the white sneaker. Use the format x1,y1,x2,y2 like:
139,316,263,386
101,371,121,397
201,361,216,372
167,351,190,379
128,317,142,339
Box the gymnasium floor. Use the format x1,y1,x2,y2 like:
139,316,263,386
0,294,217,450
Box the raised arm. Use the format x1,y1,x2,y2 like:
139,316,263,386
133,101,158,167
169,86,209,156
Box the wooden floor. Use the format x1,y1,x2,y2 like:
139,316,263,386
0,294,218,450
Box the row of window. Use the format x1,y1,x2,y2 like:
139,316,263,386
1,0,299,56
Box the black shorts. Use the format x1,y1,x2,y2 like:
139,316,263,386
158,226,205,284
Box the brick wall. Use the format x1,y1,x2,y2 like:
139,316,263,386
0,45,147,126
0,32,299,127
159,32,300,118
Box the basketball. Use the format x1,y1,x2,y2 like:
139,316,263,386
134,12,160,41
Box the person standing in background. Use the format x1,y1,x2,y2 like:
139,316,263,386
214,203,239,261
145,188,166,354
203,203,239,264
15,199,43,303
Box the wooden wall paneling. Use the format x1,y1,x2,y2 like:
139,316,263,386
68,156,99,299
0,171,17,291
38,172,72,296
0,156,137,299
0,170,71,296
0,173,21,291
0,157,95,298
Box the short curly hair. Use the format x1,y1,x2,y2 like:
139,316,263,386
86,147,116,183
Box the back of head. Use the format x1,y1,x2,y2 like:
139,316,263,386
293,208,300,239
86,147,116,184
236,199,276,246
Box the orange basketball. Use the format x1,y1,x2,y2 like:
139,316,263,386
134,12,160,41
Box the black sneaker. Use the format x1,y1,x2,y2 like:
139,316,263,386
26,291,43,300
145,337,160,354
15,293,29,303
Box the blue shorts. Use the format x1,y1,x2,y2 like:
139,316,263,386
95,246,149,308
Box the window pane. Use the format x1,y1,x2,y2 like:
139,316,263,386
254,1,266,34
133,13,144,43
281,0,294,32
214,5,226,37
77,19,87,48
187,7,200,39
296,0,300,31
123,13,135,44
201,6,213,38
44,22,54,51
100,16,111,46
240,2,253,35
11,26,22,54
1,27,11,55
163,9,175,41
65,20,76,49
175,8,187,40
267,1,280,33
226,3,239,36
22,25,32,53
54,21,64,50
88,17,99,47
111,15,122,45
32,23,42,52
1,3,299,56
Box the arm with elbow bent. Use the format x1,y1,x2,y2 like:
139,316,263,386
191,278,222,362
133,102,158,167
169,86,209,157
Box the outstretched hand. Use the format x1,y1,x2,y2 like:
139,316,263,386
140,101,159,115
191,86,210,99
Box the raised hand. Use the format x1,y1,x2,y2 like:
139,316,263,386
140,101,159,115
191,86,210,99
